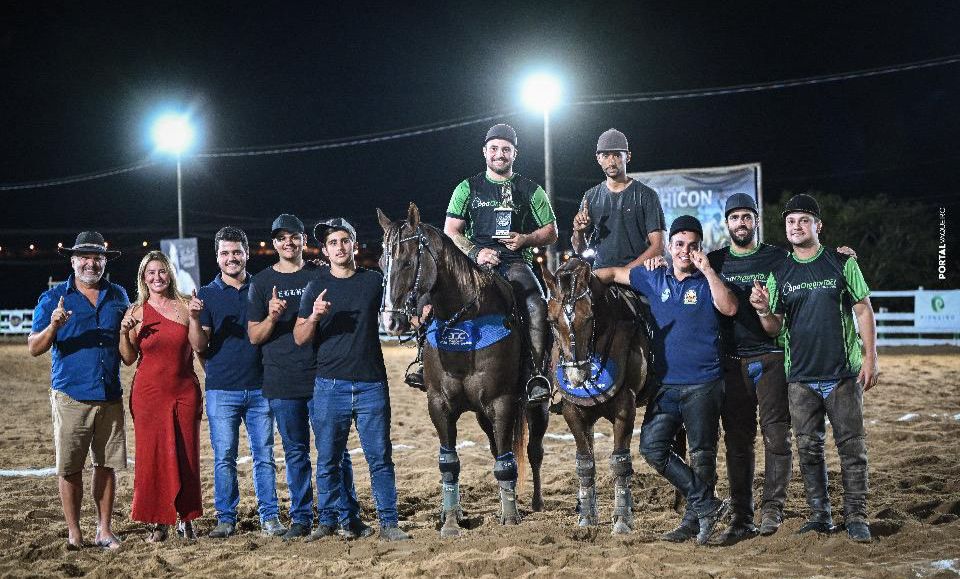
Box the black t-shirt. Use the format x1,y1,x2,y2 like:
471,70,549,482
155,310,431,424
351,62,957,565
582,180,666,268
247,263,319,398
299,268,387,383
708,243,788,357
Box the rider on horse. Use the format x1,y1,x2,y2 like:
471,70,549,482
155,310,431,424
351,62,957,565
406,123,557,403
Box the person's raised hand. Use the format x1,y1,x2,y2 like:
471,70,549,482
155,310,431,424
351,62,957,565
749,280,771,314
50,296,73,330
188,289,204,320
268,285,287,321
310,289,331,320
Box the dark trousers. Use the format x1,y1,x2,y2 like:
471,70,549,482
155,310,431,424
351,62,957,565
497,260,548,370
721,352,792,520
789,377,869,523
639,379,724,517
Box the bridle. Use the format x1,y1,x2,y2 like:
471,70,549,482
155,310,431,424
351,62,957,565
549,268,599,372
379,223,483,328
380,224,433,320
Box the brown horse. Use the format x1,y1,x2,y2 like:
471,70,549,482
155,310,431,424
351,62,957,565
541,257,653,534
377,203,549,538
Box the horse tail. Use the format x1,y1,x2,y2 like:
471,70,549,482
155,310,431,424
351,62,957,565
514,397,529,496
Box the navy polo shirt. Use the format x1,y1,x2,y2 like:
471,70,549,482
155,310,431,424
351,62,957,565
32,275,130,401
629,266,723,385
198,273,263,391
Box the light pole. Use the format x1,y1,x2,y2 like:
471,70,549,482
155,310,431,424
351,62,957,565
152,114,195,239
521,73,561,271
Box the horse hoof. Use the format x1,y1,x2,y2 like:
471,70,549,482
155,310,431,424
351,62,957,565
501,515,521,526
440,526,461,538
611,520,632,535
531,498,544,512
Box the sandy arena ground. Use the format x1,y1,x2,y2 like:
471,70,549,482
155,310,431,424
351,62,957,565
0,342,957,578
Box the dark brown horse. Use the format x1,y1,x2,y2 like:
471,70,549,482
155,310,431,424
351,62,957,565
377,203,549,538
541,257,653,534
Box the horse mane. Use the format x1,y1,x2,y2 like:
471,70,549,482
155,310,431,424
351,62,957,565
386,220,514,308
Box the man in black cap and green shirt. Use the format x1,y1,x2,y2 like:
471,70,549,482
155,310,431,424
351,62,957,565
443,123,558,403
572,128,666,271
750,193,878,543
706,193,793,542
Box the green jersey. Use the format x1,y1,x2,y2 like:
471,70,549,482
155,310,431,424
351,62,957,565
446,172,556,264
766,246,870,382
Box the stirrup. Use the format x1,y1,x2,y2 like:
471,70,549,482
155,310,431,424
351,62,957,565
403,360,426,392
526,374,551,403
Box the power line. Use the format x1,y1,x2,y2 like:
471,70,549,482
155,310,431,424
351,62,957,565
3,53,960,190
572,54,960,106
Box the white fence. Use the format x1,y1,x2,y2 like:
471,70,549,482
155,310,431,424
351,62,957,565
873,289,960,347
0,310,33,335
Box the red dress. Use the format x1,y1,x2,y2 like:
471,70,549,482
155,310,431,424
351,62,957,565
130,302,202,525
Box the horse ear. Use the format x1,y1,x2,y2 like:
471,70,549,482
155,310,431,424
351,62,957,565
376,208,392,231
539,260,557,296
407,202,421,229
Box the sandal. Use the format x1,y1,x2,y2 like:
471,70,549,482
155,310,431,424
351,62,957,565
95,533,122,550
146,524,169,543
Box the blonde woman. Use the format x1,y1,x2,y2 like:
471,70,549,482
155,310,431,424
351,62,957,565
120,250,202,542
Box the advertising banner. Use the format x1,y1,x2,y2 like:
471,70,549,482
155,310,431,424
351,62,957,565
915,290,960,331
630,163,762,253
160,237,200,295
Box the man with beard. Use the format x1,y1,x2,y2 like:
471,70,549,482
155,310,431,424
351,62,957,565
751,194,878,543
571,128,665,270
294,218,410,542
247,214,368,541
28,232,129,550
187,226,284,538
596,216,737,545
705,193,793,542
443,123,558,403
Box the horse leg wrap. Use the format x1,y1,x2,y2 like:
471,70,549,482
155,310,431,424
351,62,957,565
609,451,634,529
494,452,518,487
439,447,461,483
495,453,520,524
439,447,463,522
576,454,598,526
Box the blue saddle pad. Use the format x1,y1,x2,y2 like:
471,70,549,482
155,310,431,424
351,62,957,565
426,314,512,352
556,354,619,402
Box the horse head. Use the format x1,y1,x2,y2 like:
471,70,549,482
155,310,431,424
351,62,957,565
377,202,438,336
541,257,597,387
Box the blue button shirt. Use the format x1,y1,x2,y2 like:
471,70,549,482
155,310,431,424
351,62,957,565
32,276,130,401
629,266,722,385
198,273,263,390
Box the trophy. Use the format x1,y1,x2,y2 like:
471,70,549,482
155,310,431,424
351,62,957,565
492,181,514,239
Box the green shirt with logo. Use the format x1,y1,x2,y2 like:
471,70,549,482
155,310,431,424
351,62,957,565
766,246,870,382
446,172,556,264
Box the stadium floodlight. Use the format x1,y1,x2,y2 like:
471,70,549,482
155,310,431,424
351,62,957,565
152,114,195,154
521,73,562,270
151,113,196,238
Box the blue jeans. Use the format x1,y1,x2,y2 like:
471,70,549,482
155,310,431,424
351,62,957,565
639,379,724,517
206,389,278,524
310,378,399,527
269,397,360,526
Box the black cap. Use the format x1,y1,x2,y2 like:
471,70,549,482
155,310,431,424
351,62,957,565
314,217,357,243
58,231,121,260
271,214,305,238
668,215,704,239
484,123,518,147
781,194,821,220
724,193,759,217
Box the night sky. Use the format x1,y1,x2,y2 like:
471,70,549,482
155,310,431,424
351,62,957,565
2,2,958,306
